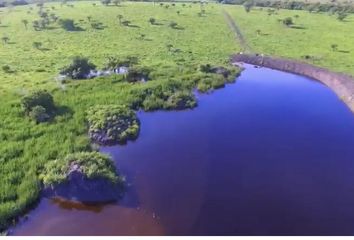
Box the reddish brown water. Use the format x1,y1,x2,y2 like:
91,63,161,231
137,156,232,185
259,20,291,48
12,65,354,235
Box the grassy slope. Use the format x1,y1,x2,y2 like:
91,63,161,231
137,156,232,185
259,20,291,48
0,1,239,229
226,6,354,75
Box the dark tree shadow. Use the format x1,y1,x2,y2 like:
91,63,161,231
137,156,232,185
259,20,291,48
46,26,59,30
338,50,350,54
55,105,74,118
172,26,185,30
91,22,107,30
291,25,306,29
70,26,85,31
126,24,140,28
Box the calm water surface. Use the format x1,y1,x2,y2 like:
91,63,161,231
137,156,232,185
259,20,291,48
12,65,354,235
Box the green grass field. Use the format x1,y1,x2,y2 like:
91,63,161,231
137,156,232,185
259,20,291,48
1,0,354,232
226,5,354,75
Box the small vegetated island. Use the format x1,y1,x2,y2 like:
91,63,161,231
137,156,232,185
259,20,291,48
87,104,140,145
41,152,124,202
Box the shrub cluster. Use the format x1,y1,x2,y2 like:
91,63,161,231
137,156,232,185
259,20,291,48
60,57,96,79
21,90,55,123
40,152,121,187
104,56,138,70
59,19,82,31
86,105,140,145
128,80,197,111
125,66,151,82
197,64,240,92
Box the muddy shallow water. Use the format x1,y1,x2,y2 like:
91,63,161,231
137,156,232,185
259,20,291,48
12,65,354,235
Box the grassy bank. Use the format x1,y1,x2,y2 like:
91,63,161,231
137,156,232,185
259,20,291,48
0,1,240,230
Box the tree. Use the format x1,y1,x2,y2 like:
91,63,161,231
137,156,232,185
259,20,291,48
50,13,58,22
2,65,12,73
169,21,178,29
32,20,40,30
331,44,338,52
38,11,48,19
21,90,55,114
117,14,123,25
148,17,156,25
32,41,42,50
243,0,254,13
282,17,293,27
39,18,48,29
59,18,78,31
337,12,348,21
101,0,111,6
166,44,173,52
29,105,50,123
22,19,28,29
60,56,96,79
1,36,9,44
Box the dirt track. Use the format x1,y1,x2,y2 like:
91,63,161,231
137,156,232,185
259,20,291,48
232,54,354,113
222,10,253,53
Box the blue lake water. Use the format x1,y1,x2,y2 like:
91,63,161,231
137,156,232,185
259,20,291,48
12,65,354,235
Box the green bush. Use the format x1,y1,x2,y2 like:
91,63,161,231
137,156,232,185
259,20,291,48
125,66,150,82
60,56,96,79
104,56,138,70
282,17,294,27
59,19,81,31
197,74,225,93
2,65,13,73
142,94,165,111
21,90,55,114
87,104,140,145
28,106,50,123
165,91,197,110
40,152,121,187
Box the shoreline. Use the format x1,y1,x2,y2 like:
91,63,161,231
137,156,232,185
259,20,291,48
231,54,354,113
